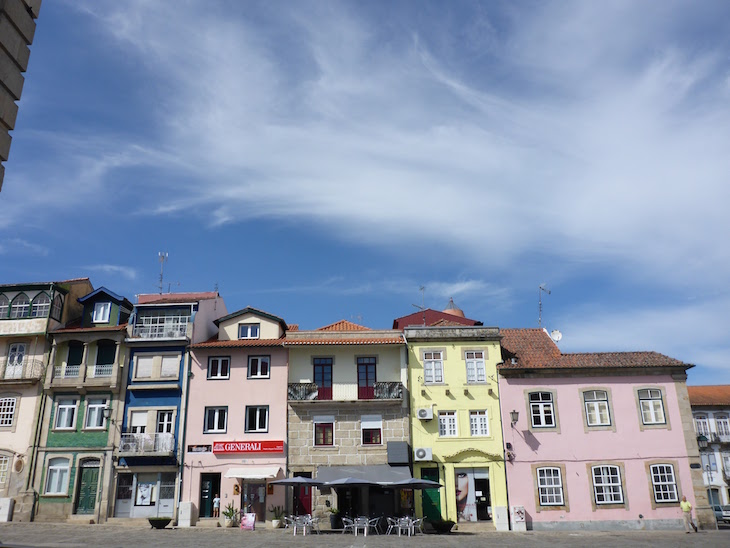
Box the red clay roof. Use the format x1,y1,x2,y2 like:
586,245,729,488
288,324,299,331
51,323,128,334
317,320,371,331
499,328,690,371
393,309,481,329
192,337,286,349
688,385,730,406
284,337,404,346
138,292,218,304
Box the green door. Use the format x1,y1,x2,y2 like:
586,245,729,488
421,468,441,521
76,465,100,515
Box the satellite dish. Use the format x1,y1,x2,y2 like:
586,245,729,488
550,330,562,343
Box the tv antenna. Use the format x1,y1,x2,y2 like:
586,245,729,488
412,285,426,325
538,283,550,327
158,252,168,294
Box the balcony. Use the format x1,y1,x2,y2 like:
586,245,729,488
117,432,175,457
0,358,44,383
54,364,81,379
288,381,403,402
89,363,113,378
131,315,190,339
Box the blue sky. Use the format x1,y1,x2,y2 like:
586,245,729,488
1,1,728,384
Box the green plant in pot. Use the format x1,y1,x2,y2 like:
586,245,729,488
268,504,285,528
222,502,237,527
328,507,342,530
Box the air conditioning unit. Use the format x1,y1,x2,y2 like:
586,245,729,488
119,440,137,452
414,447,432,461
416,407,433,420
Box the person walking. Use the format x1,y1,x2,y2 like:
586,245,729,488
680,496,698,533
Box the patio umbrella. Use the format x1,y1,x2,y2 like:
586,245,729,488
325,477,381,488
269,476,324,486
385,478,443,489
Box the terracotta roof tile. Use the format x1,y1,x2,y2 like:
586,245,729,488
287,324,299,331
284,337,404,346
499,328,690,371
688,385,730,406
392,309,481,329
192,337,286,349
138,292,218,304
316,320,371,331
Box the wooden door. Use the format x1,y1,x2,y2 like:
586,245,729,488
421,468,441,521
75,465,99,514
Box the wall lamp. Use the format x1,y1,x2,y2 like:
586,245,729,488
696,434,708,450
102,406,115,424
510,409,519,427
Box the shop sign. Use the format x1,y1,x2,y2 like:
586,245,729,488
213,440,284,453
187,444,212,453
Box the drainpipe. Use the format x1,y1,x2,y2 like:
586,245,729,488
494,368,512,531
178,345,192,521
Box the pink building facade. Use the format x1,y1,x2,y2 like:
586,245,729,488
498,329,711,531
183,308,290,525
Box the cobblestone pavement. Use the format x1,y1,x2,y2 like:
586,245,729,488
0,524,728,548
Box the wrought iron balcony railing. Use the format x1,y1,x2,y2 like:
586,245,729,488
288,381,404,401
0,358,44,381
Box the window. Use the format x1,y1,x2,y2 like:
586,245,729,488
92,302,111,323
204,407,227,433
85,398,107,429
537,467,564,505
650,464,678,502
694,415,710,436
0,456,8,484
361,415,382,445
31,293,50,318
10,294,29,318
238,323,260,339
716,415,730,437
584,390,610,427
50,295,63,320
357,357,376,399
438,411,457,437
592,465,623,504
45,457,70,494
160,355,179,378
157,410,173,433
55,398,77,429
248,356,270,379
424,351,443,384
0,295,8,318
315,422,334,446
135,355,154,379
245,406,268,433
530,392,555,427
313,358,333,400
207,357,230,379
638,389,666,425
701,452,717,472
5,343,25,378
130,411,147,433
465,351,486,383
0,397,16,427
470,410,489,436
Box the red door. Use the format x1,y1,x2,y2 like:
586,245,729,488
293,473,312,515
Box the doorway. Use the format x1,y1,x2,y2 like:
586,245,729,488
293,472,312,515
200,473,221,518
420,467,441,521
242,482,266,522
75,460,100,515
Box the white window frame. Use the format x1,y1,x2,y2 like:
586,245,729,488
530,392,555,428
537,467,564,506
584,390,611,427
0,295,8,318
465,351,486,383
716,415,730,437
438,411,458,437
50,295,63,320
134,355,154,379
469,410,489,436
207,356,230,380
701,452,717,472
245,405,269,433
592,465,623,504
247,356,270,379
694,415,710,436
0,455,8,485
0,397,17,427
650,463,678,503
238,323,260,339
424,351,443,384
92,302,111,323
10,294,29,318
639,389,666,425
45,457,70,495
31,293,50,318
156,410,174,433
84,397,107,429
204,406,227,433
360,414,383,446
55,398,78,430
160,354,180,378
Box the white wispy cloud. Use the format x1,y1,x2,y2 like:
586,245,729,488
0,238,49,256
83,264,138,280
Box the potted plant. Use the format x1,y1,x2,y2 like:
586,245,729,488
268,504,284,528
328,507,342,530
222,502,237,527
148,517,172,529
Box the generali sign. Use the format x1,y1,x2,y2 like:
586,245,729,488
212,440,284,454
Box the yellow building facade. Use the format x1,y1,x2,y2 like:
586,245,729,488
405,326,509,530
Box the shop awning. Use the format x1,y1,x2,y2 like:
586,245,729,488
224,466,281,479
316,464,411,484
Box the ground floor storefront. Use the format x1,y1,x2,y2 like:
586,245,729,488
112,466,178,519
